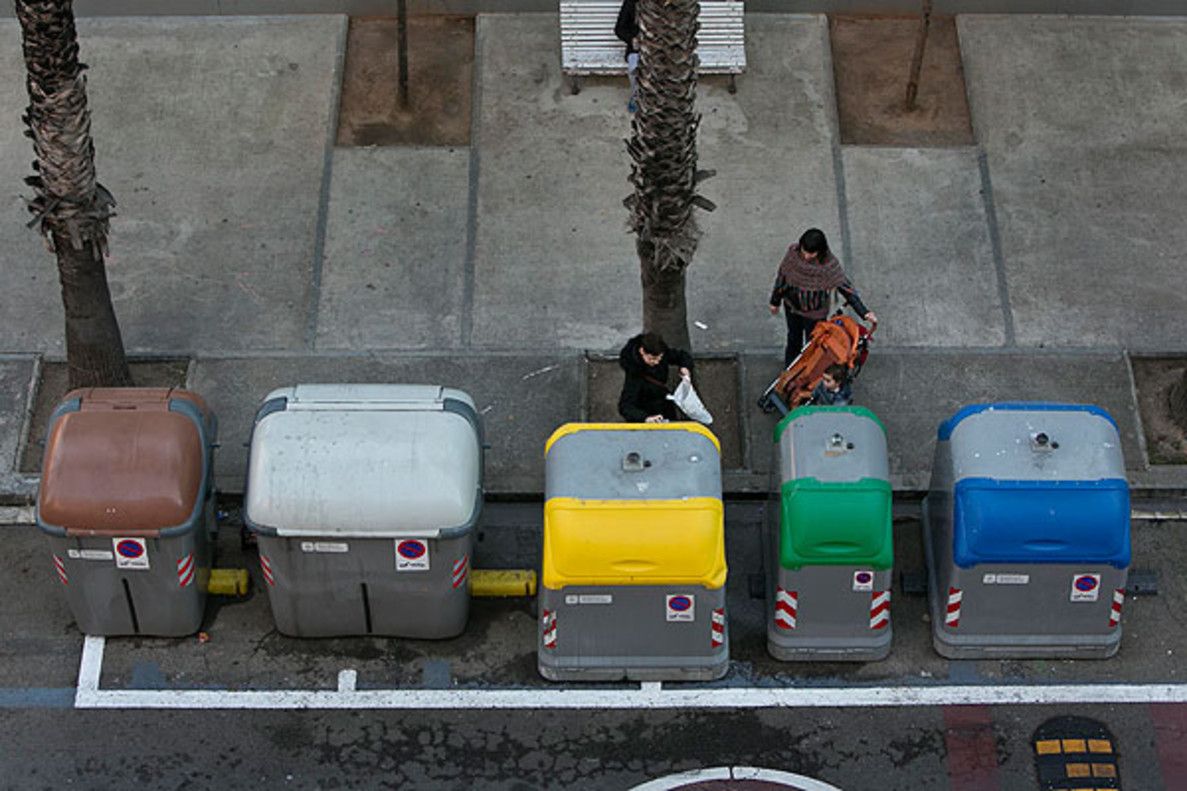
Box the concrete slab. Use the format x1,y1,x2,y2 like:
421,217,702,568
689,15,842,352
743,350,1143,490
841,147,1005,347
0,358,34,476
989,147,1187,350
0,16,345,356
959,16,1187,155
469,14,639,351
958,16,1187,350
188,353,581,494
470,15,841,353
316,147,470,350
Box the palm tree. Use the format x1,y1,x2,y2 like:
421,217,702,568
625,0,715,351
16,0,132,388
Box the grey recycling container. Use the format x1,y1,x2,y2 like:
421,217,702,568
37,388,217,636
538,423,728,682
244,384,482,639
767,406,893,662
923,403,1131,659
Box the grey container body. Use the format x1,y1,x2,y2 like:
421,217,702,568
537,584,728,681
257,533,472,639
923,407,1128,659
44,497,214,637
768,409,892,661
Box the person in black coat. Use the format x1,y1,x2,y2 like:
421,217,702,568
618,332,694,423
615,0,640,112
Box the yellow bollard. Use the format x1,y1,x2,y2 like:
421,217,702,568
208,568,250,596
470,569,537,598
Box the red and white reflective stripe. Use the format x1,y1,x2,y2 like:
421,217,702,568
869,590,891,630
945,587,962,628
710,608,726,647
53,554,68,585
176,553,195,588
1109,589,1124,628
541,609,557,649
260,554,275,586
774,587,798,630
451,555,469,589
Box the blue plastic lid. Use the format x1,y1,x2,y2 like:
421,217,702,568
938,402,1117,441
952,477,1131,569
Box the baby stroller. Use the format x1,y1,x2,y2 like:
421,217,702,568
757,314,874,416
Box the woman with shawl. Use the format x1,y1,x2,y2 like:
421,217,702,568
768,228,879,367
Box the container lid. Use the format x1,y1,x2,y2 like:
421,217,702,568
542,498,726,588
778,478,893,569
775,406,889,484
937,403,1125,483
37,388,210,536
244,384,481,538
952,477,1131,568
545,423,721,501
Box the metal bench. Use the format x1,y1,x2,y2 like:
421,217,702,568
560,0,746,95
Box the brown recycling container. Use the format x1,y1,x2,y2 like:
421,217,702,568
36,388,217,636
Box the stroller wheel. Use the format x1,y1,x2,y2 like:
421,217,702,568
757,393,775,414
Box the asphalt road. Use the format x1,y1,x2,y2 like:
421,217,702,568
3,503,1185,790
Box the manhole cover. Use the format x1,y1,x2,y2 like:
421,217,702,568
631,767,844,791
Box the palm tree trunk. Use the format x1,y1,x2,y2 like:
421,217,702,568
16,0,132,388
626,0,713,352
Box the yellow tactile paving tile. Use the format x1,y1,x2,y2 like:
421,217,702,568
1092,763,1118,778
1065,763,1091,778
1035,739,1062,755
1088,739,1114,754
1062,739,1088,753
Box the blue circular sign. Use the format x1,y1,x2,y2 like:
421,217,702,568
669,595,692,612
1074,575,1099,592
116,540,144,559
397,540,426,560
855,571,873,584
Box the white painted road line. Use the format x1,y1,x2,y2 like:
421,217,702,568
74,681,1187,710
75,636,1187,711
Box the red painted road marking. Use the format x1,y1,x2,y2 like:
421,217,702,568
1151,703,1187,790
944,705,1001,791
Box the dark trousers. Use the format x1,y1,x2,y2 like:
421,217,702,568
784,312,819,367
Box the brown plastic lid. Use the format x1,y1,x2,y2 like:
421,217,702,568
38,388,210,537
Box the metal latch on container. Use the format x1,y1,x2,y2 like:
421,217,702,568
825,433,854,456
622,451,651,472
1030,432,1059,452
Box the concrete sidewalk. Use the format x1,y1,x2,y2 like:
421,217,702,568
1,13,1185,499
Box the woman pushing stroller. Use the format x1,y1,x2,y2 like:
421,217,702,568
769,228,877,367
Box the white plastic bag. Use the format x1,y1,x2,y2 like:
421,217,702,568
668,377,713,425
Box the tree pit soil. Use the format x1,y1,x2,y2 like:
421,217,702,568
1131,357,1187,465
20,359,190,474
336,16,474,147
830,15,974,147
586,356,744,471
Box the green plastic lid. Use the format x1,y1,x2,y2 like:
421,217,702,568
774,404,886,445
779,477,893,569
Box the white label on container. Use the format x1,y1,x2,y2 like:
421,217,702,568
983,573,1030,585
300,541,349,554
852,570,875,591
1070,573,1101,602
565,594,614,605
113,537,149,570
666,594,696,622
68,549,114,561
395,539,430,571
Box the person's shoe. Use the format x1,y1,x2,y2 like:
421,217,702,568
628,98,637,114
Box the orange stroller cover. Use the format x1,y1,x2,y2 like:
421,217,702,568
772,315,867,410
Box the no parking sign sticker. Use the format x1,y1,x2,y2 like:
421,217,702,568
852,570,875,592
395,539,430,571
1070,573,1101,602
666,594,695,622
113,537,149,570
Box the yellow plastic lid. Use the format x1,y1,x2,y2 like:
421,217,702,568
544,422,721,455
542,497,726,589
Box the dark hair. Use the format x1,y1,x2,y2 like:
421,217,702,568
799,228,830,259
824,363,848,384
639,332,668,356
